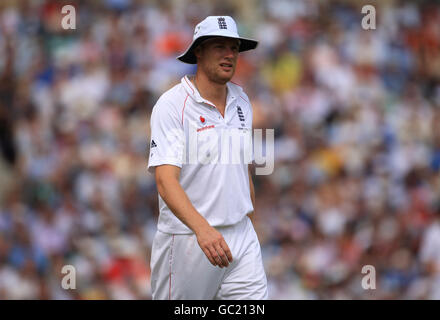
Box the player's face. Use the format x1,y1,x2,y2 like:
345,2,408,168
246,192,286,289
195,37,240,84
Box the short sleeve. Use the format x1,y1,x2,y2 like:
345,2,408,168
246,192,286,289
147,98,185,173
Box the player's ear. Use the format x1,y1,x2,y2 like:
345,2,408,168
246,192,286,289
194,44,203,60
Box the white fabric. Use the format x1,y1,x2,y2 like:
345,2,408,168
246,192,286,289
150,216,268,300
147,76,254,234
194,16,241,41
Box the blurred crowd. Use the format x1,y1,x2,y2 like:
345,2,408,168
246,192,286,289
0,0,440,299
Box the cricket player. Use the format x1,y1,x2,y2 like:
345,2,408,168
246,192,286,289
147,16,268,300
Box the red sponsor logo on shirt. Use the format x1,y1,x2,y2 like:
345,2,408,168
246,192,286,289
197,125,215,132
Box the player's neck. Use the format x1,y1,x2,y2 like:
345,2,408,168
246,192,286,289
193,73,227,112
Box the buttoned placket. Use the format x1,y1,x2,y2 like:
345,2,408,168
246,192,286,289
186,76,237,126
204,94,237,126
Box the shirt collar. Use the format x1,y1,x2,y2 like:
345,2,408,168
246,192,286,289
182,75,203,103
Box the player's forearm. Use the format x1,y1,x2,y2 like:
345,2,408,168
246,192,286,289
156,176,210,234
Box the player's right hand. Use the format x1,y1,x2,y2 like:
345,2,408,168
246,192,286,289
195,225,233,268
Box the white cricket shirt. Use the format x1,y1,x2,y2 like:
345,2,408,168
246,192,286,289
147,75,254,234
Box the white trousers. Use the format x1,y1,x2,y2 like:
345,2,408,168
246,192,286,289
150,216,268,300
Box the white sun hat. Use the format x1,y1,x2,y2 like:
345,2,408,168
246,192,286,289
177,16,258,64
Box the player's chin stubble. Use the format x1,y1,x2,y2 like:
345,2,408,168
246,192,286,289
207,64,235,85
